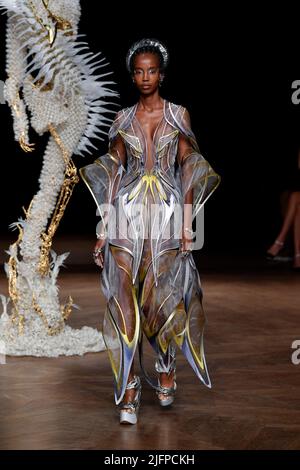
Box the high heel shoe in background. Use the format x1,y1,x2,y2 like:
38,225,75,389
266,240,284,260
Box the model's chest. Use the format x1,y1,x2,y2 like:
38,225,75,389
118,118,179,162
134,110,164,142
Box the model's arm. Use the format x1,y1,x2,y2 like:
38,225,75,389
177,110,194,251
177,107,221,248
108,133,127,201
92,133,126,267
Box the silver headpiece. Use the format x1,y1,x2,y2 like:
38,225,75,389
126,38,169,73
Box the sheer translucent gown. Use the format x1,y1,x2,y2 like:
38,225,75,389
80,100,221,404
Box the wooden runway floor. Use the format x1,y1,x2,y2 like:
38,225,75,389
0,265,300,450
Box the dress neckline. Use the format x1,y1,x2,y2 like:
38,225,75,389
133,99,166,143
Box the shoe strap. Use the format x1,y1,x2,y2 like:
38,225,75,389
126,375,141,390
275,240,284,246
120,376,142,411
121,402,138,411
157,379,177,396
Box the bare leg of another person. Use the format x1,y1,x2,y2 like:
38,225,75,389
267,192,300,257
293,204,300,268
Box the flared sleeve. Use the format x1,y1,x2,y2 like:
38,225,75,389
79,112,126,225
177,108,221,221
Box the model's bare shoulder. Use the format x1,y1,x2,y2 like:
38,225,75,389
113,107,128,122
181,108,191,128
168,102,191,126
109,106,134,140
112,105,137,126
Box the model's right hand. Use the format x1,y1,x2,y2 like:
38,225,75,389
93,238,106,269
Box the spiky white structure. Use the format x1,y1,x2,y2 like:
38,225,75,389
0,0,117,356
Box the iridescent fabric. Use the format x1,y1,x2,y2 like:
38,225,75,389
80,100,221,404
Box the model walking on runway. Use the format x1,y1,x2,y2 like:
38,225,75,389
80,38,221,424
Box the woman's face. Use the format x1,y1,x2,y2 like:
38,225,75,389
132,52,162,95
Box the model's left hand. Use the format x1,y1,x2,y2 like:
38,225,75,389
181,236,193,253
93,238,106,269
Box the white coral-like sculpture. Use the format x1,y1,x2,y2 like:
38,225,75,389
0,0,117,356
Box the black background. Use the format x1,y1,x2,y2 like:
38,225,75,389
0,4,299,255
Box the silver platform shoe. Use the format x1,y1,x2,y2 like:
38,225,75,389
119,375,142,425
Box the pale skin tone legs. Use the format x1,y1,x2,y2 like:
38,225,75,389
267,191,300,268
